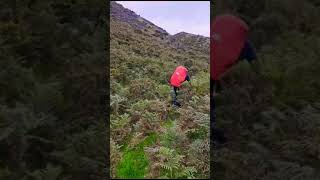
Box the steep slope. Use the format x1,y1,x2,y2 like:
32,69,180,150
110,1,169,39
110,2,209,179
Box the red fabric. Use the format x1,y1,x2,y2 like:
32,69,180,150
170,66,188,87
211,14,249,80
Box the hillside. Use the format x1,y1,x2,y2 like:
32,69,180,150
110,1,169,39
0,1,107,179
110,2,209,179
212,1,320,180
169,32,210,55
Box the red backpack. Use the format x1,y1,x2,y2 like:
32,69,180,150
211,14,249,80
170,66,188,87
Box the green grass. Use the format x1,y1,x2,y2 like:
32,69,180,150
116,133,157,179
187,126,208,140
116,149,149,179
139,133,157,148
162,119,174,128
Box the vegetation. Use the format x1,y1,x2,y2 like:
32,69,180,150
0,0,107,179
110,2,210,179
212,0,320,179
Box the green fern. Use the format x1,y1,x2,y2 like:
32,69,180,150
184,166,197,179
154,147,186,178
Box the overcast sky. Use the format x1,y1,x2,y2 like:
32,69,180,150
116,1,210,37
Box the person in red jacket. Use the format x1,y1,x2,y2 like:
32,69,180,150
211,14,258,144
169,66,192,107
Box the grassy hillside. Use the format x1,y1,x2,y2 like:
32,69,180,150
110,3,210,179
212,1,320,179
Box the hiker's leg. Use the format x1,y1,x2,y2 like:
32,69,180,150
176,87,182,106
171,87,181,107
211,79,227,144
174,87,180,105
171,86,177,104
174,87,179,104
174,87,178,97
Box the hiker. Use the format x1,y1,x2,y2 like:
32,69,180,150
169,66,192,107
211,39,257,95
211,14,257,144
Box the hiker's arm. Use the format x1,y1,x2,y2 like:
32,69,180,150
186,74,192,87
241,40,261,75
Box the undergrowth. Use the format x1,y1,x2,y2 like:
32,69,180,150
212,1,320,178
110,6,210,178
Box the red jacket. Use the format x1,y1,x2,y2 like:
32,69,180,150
211,14,249,80
170,66,188,87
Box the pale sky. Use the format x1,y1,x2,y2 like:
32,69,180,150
116,1,210,37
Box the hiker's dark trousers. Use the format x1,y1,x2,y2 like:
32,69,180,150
211,79,227,143
171,86,179,104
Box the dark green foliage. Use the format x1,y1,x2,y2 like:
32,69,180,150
0,0,107,179
187,126,208,140
213,1,320,179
